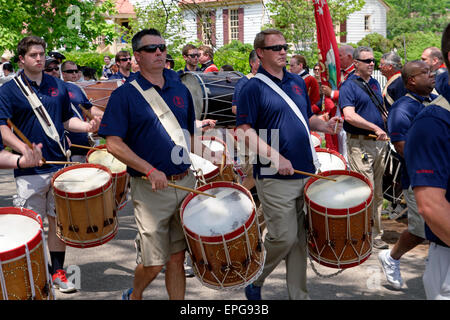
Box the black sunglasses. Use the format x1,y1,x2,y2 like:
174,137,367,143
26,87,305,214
119,57,132,62
62,69,78,74
356,58,375,64
187,53,199,58
262,44,288,52
45,67,59,72
137,44,167,53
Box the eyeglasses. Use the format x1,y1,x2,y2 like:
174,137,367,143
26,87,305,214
119,57,132,62
262,44,288,52
314,68,320,72
62,69,78,74
136,44,167,53
187,54,199,58
45,67,59,72
356,58,375,64
410,69,433,78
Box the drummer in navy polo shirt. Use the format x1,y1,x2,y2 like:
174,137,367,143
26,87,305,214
380,60,437,289
405,23,450,299
339,46,390,250
99,28,218,301
0,134,43,169
236,29,342,300
0,35,101,293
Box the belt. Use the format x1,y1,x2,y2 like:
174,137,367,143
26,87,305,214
167,170,189,181
349,133,377,141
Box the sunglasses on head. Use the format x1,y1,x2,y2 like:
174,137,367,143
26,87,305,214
45,66,59,72
62,69,78,74
137,44,167,53
187,53,199,58
356,58,375,64
119,57,132,62
262,44,288,52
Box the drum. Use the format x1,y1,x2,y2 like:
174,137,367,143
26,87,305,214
52,163,117,248
311,131,322,148
86,145,129,210
315,148,347,172
190,136,237,183
0,207,54,300
304,170,373,269
180,181,265,289
77,80,123,110
382,142,403,204
180,71,243,126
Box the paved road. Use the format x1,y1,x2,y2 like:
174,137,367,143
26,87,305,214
0,170,428,301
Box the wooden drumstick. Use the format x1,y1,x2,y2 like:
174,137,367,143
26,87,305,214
7,119,46,163
79,104,93,121
70,144,104,151
141,176,216,198
293,169,337,182
368,134,390,141
45,161,81,165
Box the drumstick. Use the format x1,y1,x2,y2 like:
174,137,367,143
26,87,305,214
293,169,337,182
368,134,390,141
141,176,216,198
45,161,81,165
333,118,341,134
7,119,46,163
79,104,93,121
70,144,104,151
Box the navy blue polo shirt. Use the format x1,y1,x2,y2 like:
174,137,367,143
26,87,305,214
65,82,93,156
405,84,450,247
98,69,196,177
387,91,437,188
384,74,407,111
108,70,137,82
232,75,250,108
339,74,385,135
236,66,314,179
0,72,74,177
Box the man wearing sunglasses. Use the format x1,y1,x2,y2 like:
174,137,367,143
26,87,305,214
108,50,136,81
99,28,214,300
179,44,200,75
236,29,342,300
44,57,60,79
339,46,390,250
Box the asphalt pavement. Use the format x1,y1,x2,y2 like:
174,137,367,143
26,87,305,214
0,169,428,301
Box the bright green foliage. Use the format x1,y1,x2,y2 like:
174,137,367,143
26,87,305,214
62,51,111,78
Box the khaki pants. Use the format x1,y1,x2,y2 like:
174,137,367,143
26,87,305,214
253,177,309,300
347,137,387,238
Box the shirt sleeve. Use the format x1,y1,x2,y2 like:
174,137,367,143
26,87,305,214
235,79,259,128
387,106,410,142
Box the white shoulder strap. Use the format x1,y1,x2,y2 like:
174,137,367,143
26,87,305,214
130,80,189,151
254,73,320,171
431,95,450,112
13,75,68,159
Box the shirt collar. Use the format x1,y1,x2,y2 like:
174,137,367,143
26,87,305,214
135,68,176,91
257,65,291,84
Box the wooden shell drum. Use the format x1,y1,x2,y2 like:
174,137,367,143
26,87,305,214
86,145,129,210
52,164,117,248
77,80,122,110
180,182,265,289
190,136,236,184
304,170,373,269
315,148,347,172
0,207,54,300
179,71,243,126
311,131,322,148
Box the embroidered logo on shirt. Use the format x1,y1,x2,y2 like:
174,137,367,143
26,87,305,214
292,85,303,95
49,87,59,97
173,96,185,108
68,91,75,99
416,169,434,174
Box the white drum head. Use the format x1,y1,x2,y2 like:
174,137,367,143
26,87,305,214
306,175,371,209
88,150,126,173
0,214,40,252
201,139,224,152
183,187,254,236
190,152,217,175
311,134,321,148
317,151,346,172
54,167,110,193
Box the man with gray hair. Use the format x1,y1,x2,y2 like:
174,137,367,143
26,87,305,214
339,46,390,250
380,51,407,111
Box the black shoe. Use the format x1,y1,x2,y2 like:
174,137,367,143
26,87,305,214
373,239,389,249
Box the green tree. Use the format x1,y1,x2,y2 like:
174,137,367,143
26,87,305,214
265,0,365,64
0,0,118,53
214,40,254,74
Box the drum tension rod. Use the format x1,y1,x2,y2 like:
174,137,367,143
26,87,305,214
86,225,99,234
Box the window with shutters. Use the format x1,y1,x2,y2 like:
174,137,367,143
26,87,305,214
229,9,239,41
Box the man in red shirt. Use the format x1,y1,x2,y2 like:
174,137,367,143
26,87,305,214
198,45,219,73
289,54,320,114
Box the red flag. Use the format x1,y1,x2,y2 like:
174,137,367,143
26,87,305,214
313,0,341,90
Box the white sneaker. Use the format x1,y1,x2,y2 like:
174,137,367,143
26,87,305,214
52,269,77,293
378,250,403,289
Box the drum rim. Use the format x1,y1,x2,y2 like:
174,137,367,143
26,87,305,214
0,207,43,263
195,136,228,180
304,169,374,215
86,144,128,177
180,181,256,242
51,163,113,199
309,250,372,269
311,131,322,143
315,147,348,167
57,220,118,248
